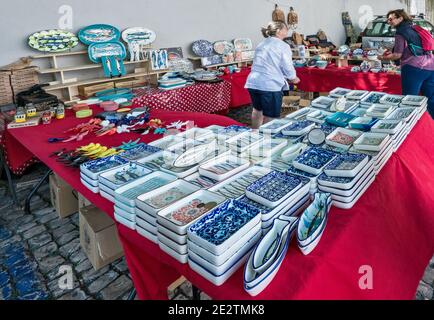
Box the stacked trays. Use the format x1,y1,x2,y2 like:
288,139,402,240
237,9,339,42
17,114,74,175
245,171,311,231
371,119,406,152
80,156,129,193
187,199,262,286
287,165,320,195
318,153,374,209
225,131,264,153
292,147,338,175
113,172,177,232
118,144,161,161
360,92,387,108
352,133,393,174
98,163,152,202
199,154,250,181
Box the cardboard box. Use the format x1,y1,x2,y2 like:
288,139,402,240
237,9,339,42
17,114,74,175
49,173,78,219
78,192,92,211
299,99,311,108
79,205,124,271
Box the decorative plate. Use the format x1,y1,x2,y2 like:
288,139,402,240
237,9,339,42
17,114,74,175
234,38,253,51
28,29,79,52
293,147,338,175
213,40,235,55
201,55,223,67
360,92,387,106
308,128,326,145
122,27,156,45
192,40,214,57
324,153,370,178
380,94,404,106
78,24,121,45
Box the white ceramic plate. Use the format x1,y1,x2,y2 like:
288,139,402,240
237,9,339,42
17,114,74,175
114,213,136,230
325,128,362,150
199,154,250,181
353,133,390,152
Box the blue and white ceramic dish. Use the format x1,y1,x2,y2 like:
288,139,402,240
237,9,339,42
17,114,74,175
281,120,316,136
78,24,121,45
325,127,362,151
98,163,152,190
353,133,390,152
401,95,428,107
297,193,331,255
119,144,161,161
80,156,129,180
199,154,250,182
246,171,303,208
259,119,292,134
285,108,313,121
293,147,338,175
366,104,396,119
350,107,368,117
114,213,136,231
318,160,374,190
192,40,214,57
348,117,379,131
188,199,261,256
346,90,369,101
306,110,333,124
329,87,351,98
386,107,416,122
320,123,339,137
244,216,298,297
324,153,369,178
371,119,404,135
360,92,387,107
325,112,356,127
311,97,336,110
380,94,404,106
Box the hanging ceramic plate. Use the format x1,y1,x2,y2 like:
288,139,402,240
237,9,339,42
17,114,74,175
234,38,253,51
79,24,121,45
122,27,156,45
192,40,213,57
88,42,126,63
28,29,79,52
213,41,235,55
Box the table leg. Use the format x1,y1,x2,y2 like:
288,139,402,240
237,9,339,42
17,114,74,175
24,169,52,215
0,148,18,206
127,288,137,300
192,285,201,301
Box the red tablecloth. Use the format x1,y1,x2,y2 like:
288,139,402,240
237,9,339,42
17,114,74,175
132,82,231,113
5,105,434,300
296,65,402,94
219,68,252,108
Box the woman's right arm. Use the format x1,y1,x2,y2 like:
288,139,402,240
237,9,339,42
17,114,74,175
379,35,404,61
281,47,300,83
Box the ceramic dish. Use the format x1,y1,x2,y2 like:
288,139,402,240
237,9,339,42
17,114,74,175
245,172,303,208
281,120,316,136
240,139,288,159
80,173,99,187
325,128,362,150
78,24,120,45
259,119,293,134
114,172,177,207
306,110,333,124
225,131,264,153
401,95,428,107
209,166,271,200
136,225,159,244
346,90,369,101
80,178,99,194
213,40,235,55
188,230,261,280
192,40,213,57
100,189,115,203
28,29,79,52
386,107,416,123
285,108,313,121
329,87,352,98
157,190,226,235
380,94,404,106
371,119,404,134
234,38,253,51
119,144,161,161
160,240,188,264
325,112,355,127
366,104,396,119
135,180,200,216
318,160,374,190
360,92,387,107
114,206,136,223
348,117,378,131
199,154,250,181
329,172,375,209
353,133,390,152
183,173,219,189
98,163,152,190
114,213,136,230
135,208,157,227
350,107,368,117
136,214,157,232
80,156,129,180
293,147,338,175
114,199,136,215
187,222,260,266
157,222,187,245
148,135,184,150
188,199,261,256
311,97,336,110
158,232,188,255
324,153,370,178
99,182,114,196
375,147,394,174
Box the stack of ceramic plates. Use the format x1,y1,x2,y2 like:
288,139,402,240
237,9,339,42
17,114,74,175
292,147,338,176
360,92,387,108
259,119,292,134
187,199,262,286
352,133,393,174
80,156,129,194
329,87,352,98
386,107,419,137
281,120,316,136
158,78,187,90
318,153,375,209
371,119,406,152
287,166,319,195
98,163,152,202
154,190,225,264
113,172,177,231
285,108,313,121
245,171,311,231
311,97,336,110
400,95,428,123
346,90,369,102
198,154,250,182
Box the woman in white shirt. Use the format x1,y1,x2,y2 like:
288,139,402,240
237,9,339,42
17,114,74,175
245,21,300,129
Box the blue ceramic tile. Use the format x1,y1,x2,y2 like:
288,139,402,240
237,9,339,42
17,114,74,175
0,270,10,288
189,200,260,246
363,93,385,104
120,144,161,161
246,171,304,202
325,153,369,171
294,147,338,170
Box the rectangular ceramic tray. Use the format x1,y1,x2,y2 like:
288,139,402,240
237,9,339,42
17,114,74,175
209,166,271,200
292,147,338,175
159,240,188,264
325,112,355,127
118,144,161,161
306,110,333,124
114,213,135,230
80,156,129,180
183,172,219,189
346,90,369,101
371,119,404,134
199,154,250,181
136,151,166,171
80,173,99,187
157,222,187,245
98,163,152,190
386,107,416,123
281,120,316,136
216,125,251,144
135,180,200,216
365,104,396,119
188,230,259,277
157,190,226,235
353,133,390,152
225,131,264,153
188,200,261,256
317,160,374,190
324,153,370,178
348,117,378,131
80,177,99,194
100,189,115,203
136,225,158,244
158,232,187,255
135,215,157,235
114,206,136,223
380,94,404,106
401,95,428,107
329,87,352,98
330,172,375,209
360,91,387,106
245,171,304,208
148,135,184,149
311,96,336,110
325,128,362,150
135,208,157,227
99,182,114,196
259,119,292,134
114,171,177,207
375,148,393,174
240,139,288,159
350,107,368,117
285,108,313,121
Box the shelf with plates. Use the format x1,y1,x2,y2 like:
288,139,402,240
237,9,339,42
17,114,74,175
188,57,253,69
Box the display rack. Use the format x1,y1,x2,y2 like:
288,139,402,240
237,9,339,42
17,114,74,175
32,50,168,105
188,57,253,69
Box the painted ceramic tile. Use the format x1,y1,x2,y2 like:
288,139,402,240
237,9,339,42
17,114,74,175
192,40,214,57
147,187,188,209
165,199,217,226
120,177,170,200
325,153,369,171
294,147,338,170
83,156,128,174
246,172,302,202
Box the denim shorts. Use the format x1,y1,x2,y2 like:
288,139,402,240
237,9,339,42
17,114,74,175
248,89,283,118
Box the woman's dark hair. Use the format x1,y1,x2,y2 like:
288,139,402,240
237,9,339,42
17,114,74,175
387,9,413,23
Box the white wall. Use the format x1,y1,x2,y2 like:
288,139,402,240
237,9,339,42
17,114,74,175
0,0,410,66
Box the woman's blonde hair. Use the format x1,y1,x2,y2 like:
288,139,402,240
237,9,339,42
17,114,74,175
261,21,288,38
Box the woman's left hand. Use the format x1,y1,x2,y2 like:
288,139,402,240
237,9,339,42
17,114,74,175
289,77,301,84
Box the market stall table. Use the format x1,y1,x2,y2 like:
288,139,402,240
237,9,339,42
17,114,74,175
219,67,252,108
132,81,231,113
5,106,434,300
296,65,402,94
